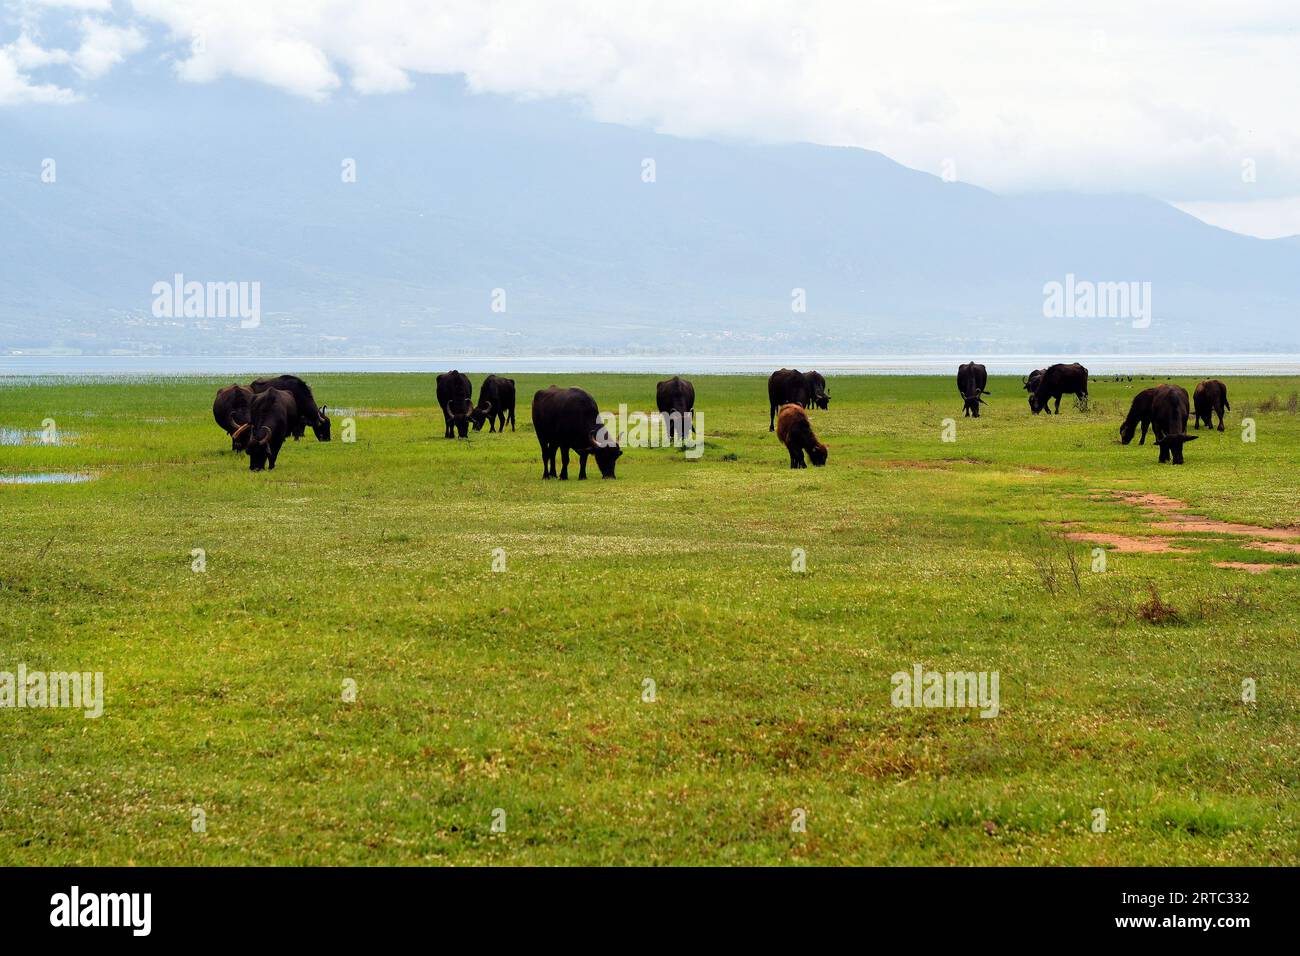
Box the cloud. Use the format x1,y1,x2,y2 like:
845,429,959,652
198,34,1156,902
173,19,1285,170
1174,198,1300,240
7,1,1300,202
72,17,146,78
0,36,76,103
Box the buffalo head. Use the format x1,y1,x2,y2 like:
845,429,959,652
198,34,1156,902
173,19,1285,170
470,400,493,432
312,405,332,442
446,400,472,438
590,426,622,478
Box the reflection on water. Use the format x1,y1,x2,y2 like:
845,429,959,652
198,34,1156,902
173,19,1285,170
0,428,78,446
0,472,96,485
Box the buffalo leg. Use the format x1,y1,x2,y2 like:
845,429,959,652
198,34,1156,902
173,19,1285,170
1053,395,1062,414
1139,421,1149,444
444,411,454,439
770,403,777,431
559,446,570,480
789,447,805,469
1216,407,1225,431
578,451,589,480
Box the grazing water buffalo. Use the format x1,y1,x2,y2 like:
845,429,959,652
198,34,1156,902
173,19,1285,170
655,376,696,444
246,387,298,471
436,370,474,438
1193,379,1230,431
250,375,330,441
1028,363,1089,415
775,404,827,469
804,371,830,410
1150,384,1196,464
957,362,989,417
768,368,827,430
213,384,254,451
470,374,516,433
531,386,622,479
1119,387,1160,444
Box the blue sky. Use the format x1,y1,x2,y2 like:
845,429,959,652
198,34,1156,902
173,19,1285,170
2,1,1298,238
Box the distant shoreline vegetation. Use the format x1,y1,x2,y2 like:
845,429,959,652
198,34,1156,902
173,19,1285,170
2,354,1298,377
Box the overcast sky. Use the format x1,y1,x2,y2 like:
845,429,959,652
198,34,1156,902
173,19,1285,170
3,0,1298,237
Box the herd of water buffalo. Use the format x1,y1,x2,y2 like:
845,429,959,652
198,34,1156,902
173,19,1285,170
211,362,1232,474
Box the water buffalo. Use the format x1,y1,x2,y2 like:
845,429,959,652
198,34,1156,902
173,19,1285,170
957,362,989,417
1119,387,1160,444
804,371,830,410
532,386,622,479
212,384,254,452
470,374,516,433
1193,379,1230,431
246,387,298,471
1150,384,1196,464
1022,368,1046,395
775,404,827,469
436,370,473,439
250,375,330,441
768,368,824,430
655,376,696,444
1028,363,1089,415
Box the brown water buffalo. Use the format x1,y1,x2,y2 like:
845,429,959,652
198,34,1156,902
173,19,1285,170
532,386,622,479
213,384,254,452
655,376,696,444
775,404,827,469
1150,384,1196,464
250,375,330,441
470,374,516,433
957,362,989,417
436,370,473,438
1028,363,1089,415
1119,387,1160,444
246,387,298,471
1193,379,1230,431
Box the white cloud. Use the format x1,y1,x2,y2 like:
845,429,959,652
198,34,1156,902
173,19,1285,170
1174,198,1300,240
0,37,76,103
72,17,146,78
8,1,1300,203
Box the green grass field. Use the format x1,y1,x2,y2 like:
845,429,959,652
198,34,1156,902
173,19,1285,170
1,372,1298,865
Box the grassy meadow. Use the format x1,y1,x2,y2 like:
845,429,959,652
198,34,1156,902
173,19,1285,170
1,371,1298,865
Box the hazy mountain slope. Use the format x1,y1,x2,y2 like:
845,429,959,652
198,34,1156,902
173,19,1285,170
1,73,1296,355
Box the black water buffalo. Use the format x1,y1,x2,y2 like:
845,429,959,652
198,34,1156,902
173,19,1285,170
1193,379,1230,431
531,386,622,479
775,404,827,469
1119,387,1160,444
470,374,516,433
250,375,330,441
768,368,827,430
1150,384,1196,464
246,387,298,471
957,362,989,417
436,370,473,438
1028,363,1089,415
213,384,254,452
655,376,696,444
804,371,830,410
